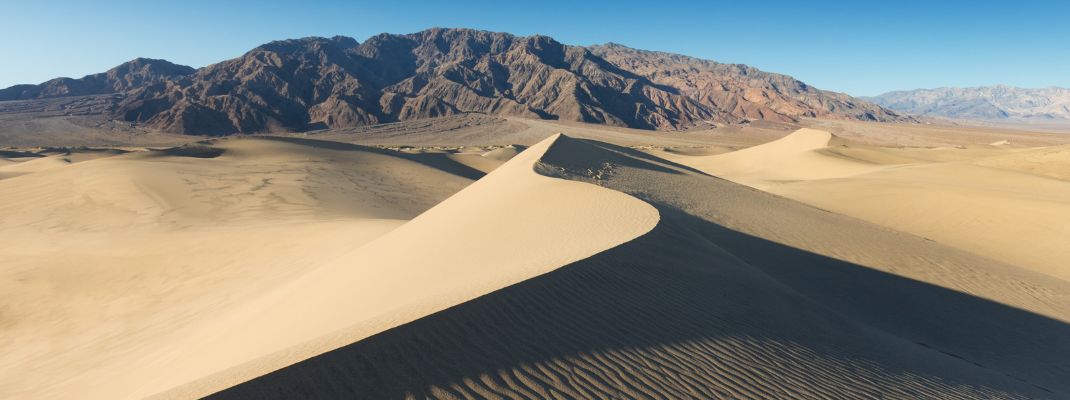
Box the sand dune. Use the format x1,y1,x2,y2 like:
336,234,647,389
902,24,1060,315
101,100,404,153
138,134,658,399
674,128,1070,281
0,155,71,178
0,148,133,179
481,144,526,161
0,137,481,399
772,162,1070,281
804,118,1070,147
1,134,657,399
5,124,1069,399
435,144,527,174
210,136,1070,399
972,144,1070,181
659,128,888,189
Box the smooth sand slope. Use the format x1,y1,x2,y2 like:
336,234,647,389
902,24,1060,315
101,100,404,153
5,126,1070,399
142,134,657,399
0,137,481,398
675,128,1070,281
210,136,1070,399
804,118,1070,147
1,135,657,399
654,128,882,189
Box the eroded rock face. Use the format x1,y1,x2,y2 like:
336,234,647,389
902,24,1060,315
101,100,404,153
0,58,195,101
587,43,905,125
3,28,910,135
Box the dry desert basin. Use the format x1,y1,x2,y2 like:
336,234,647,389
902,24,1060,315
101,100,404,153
2,116,1070,399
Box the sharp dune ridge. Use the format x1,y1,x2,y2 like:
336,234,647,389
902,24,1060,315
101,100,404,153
140,134,658,400
203,134,1070,399
1,133,659,399
2,119,1070,399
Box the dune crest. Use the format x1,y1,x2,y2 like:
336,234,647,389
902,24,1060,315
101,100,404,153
6,122,1069,399
24,133,658,399
210,136,1070,399
670,128,1070,281
671,128,886,188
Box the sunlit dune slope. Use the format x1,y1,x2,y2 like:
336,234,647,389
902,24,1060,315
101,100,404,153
212,136,1070,399
2,134,658,399
674,128,1070,281
662,128,885,189
0,137,479,399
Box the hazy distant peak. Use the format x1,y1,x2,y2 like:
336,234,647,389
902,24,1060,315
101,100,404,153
868,85,1070,121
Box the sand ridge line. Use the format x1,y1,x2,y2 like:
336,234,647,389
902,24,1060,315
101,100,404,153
121,133,659,399
211,135,1070,399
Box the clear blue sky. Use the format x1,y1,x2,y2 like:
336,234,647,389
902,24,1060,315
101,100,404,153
2,0,1067,96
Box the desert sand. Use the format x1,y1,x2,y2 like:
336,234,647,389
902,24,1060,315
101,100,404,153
671,127,1070,281
0,137,472,397
2,117,1069,399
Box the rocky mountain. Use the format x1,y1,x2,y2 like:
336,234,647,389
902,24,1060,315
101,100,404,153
587,43,899,124
3,28,910,135
866,85,1070,121
0,58,195,101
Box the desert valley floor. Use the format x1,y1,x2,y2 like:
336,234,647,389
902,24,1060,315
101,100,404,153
2,116,1070,399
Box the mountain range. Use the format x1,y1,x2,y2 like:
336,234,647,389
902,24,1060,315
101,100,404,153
0,58,194,100
0,28,910,135
867,85,1070,121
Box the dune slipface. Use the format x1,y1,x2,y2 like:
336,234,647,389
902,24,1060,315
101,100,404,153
206,136,1070,399
11,134,656,399
3,20,1069,400
4,126,1069,400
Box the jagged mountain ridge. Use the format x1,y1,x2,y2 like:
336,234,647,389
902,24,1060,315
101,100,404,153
587,43,897,124
2,28,910,135
0,58,195,101
866,85,1070,121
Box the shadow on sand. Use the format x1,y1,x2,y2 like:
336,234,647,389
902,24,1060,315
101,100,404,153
209,194,1070,399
